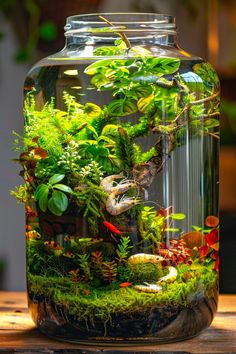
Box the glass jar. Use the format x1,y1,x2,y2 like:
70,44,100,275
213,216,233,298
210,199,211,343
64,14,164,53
20,13,220,344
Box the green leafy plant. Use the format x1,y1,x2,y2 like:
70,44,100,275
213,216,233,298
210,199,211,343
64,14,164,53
10,184,30,204
101,260,117,285
12,25,220,331
138,206,165,250
34,174,72,216
116,237,132,263
78,254,91,281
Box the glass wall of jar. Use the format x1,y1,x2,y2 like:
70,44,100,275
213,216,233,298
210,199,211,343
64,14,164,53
18,13,220,344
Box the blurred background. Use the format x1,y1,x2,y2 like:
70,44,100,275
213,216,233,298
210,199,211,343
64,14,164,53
0,0,235,292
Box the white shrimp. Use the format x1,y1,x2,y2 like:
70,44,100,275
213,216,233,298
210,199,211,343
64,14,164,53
127,253,178,293
157,266,178,284
134,283,163,293
106,193,141,216
101,173,140,215
100,173,124,193
128,253,164,265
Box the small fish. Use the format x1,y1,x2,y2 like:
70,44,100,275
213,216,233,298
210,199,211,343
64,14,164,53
26,230,41,240
25,176,34,183
103,221,122,235
44,241,64,250
25,225,32,231
119,282,132,288
25,206,37,217
64,235,75,241
83,289,91,295
24,85,34,91
63,252,75,259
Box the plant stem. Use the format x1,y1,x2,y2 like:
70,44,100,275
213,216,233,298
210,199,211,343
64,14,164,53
190,91,220,106
98,15,132,49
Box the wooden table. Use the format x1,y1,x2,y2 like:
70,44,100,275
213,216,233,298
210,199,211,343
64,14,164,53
0,292,235,353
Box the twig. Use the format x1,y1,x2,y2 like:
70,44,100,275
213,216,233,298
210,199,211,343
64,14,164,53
99,15,132,49
190,91,220,106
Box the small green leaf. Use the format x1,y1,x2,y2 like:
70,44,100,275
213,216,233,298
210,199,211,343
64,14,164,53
38,188,49,212
137,95,154,113
135,86,153,98
48,196,63,216
86,125,99,138
53,184,73,193
101,124,119,137
91,73,110,88
84,59,114,75
192,225,202,232
130,46,152,56
169,213,186,220
51,190,68,212
193,62,219,90
204,119,219,128
165,228,180,232
147,57,180,75
84,103,101,118
107,99,137,116
34,184,48,201
48,174,65,185
93,46,125,56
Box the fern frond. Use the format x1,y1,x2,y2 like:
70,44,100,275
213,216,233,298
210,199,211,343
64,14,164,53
116,127,135,169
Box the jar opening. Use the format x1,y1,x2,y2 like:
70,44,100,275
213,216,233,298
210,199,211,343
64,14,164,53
64,13,176,35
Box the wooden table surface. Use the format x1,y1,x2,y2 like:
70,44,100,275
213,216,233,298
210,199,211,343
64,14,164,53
0,292,235,353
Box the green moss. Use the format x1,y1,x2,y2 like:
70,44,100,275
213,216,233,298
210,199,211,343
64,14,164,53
27,263,217,323
127,262,163,283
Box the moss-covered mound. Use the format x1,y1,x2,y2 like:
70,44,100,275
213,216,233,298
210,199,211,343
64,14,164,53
28,263,217,323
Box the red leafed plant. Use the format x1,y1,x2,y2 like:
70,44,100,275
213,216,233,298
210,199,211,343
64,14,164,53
159,239,192,266
199,228,219,272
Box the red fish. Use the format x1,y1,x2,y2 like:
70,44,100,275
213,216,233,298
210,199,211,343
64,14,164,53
25,176,34,184
103,221,122,235
44,241,64,251
83,289,91,295
26,206,37,217
119,282,132,288
63,252,75,259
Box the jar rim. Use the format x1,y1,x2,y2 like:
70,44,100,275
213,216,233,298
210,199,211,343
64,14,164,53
64,13,176,34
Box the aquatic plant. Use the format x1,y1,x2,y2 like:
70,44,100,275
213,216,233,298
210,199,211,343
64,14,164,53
101,260,117,285
199,228,219,271
57,141,82,174
34,174,73,216
77,161,105,184
10,184,30,204
11,23,220,342
159,239,193,266
78,254,91,281
127,262,163,284
27,262,217,324
116,237,132,263
115,127,135,170
73,182,108,234
138,206,165,251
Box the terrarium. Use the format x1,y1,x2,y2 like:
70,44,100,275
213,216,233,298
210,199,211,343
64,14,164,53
12,13,220,344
